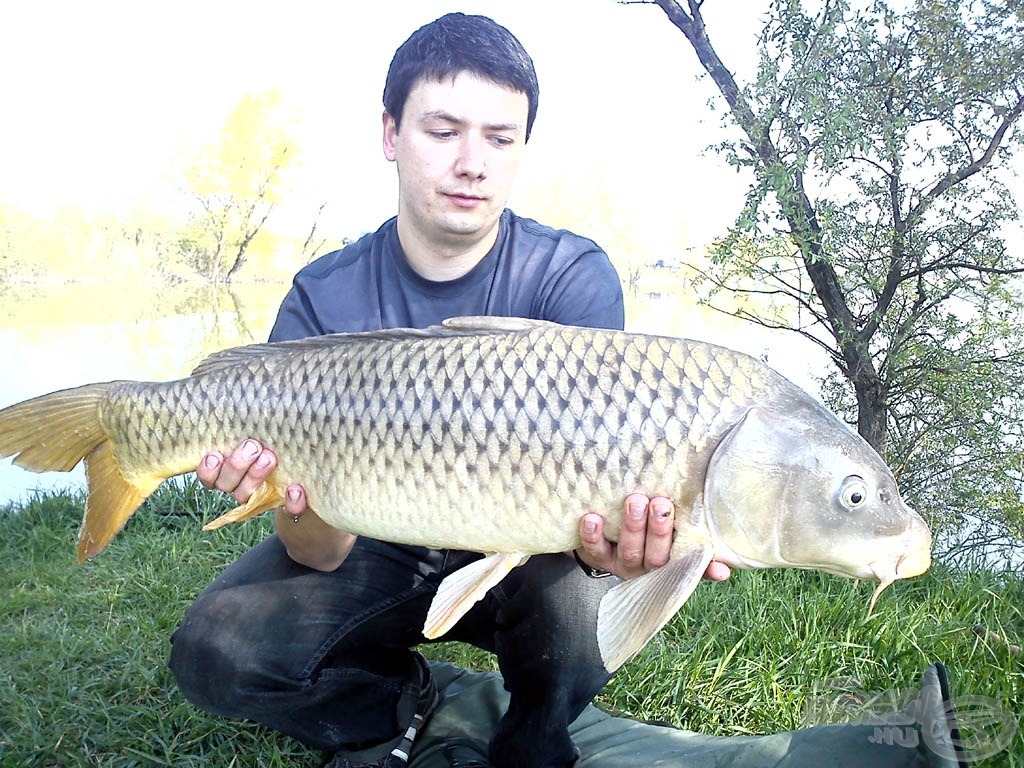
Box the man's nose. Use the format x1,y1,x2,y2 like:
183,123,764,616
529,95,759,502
454,135,486,179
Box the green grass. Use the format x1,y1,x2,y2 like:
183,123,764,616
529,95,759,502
1,484,1021,767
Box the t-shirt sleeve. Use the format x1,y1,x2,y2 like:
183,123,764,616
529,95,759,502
537,248,625,332
268,279,325,342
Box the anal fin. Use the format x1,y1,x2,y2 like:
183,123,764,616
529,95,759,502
77,441,164,562
201,478,287,531
423,552,530,639
598,541,713,672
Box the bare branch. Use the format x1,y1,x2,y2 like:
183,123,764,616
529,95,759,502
910,92,1024,224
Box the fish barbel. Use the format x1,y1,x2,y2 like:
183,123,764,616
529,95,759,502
0,316,931,671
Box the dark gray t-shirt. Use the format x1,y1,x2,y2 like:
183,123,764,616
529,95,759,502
269,209,624,341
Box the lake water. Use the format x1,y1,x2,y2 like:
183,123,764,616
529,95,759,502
0,275,828,506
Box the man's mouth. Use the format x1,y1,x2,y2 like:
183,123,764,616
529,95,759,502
444,192,486,207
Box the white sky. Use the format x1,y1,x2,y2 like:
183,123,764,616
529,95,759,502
0,0,766,249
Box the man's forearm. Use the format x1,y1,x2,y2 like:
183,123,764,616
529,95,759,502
274,509,356,571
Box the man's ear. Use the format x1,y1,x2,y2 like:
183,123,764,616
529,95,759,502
382,110,398,161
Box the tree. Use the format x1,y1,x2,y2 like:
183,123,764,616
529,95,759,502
180,91,296,283
644,0,1024,560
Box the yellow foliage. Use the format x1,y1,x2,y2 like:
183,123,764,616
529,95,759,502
181,91,299,282
185,91,295,203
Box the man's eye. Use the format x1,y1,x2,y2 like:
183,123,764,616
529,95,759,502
490,136,514,148
429,130,456,140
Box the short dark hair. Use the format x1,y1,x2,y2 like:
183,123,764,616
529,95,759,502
383,13,540,141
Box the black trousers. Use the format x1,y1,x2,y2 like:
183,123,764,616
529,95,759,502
169,534,615,767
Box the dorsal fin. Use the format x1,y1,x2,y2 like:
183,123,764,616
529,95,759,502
440,315,556,332
190,316,554,377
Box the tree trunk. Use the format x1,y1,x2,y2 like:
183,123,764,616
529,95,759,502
654,0,889,454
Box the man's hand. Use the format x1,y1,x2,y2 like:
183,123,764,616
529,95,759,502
576,493,731,582
198,439,283,504
197,440,353,571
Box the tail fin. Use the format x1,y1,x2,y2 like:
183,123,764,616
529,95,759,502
0,383,162,561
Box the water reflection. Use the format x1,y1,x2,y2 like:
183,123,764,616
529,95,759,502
0,276,825,505
0,281,290,504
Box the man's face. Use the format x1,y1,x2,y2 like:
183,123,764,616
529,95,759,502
383,71,529,254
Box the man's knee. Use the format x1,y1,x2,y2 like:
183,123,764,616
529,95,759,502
168,593,264,714
511,554,610,630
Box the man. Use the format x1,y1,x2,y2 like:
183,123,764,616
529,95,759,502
170,13,728,768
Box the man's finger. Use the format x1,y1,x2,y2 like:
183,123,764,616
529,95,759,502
232,444,277,503
578,513,613,569
703,561,732,582
213,439,260,493
196,451,223,489
643,497,675,570
284,484,307,517
616,494,648,572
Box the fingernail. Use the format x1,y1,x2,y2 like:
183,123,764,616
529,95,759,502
203,454,220,468
627,499,646,519
243,440,260,458
287,487,301,503
652,500,673,518
582,519,597,534
256,452,272,469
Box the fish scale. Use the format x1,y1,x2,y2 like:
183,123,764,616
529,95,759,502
312,327,733,549
175,327,688,551
0,315,931,671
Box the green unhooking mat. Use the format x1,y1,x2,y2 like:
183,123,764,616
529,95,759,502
409,662,968,767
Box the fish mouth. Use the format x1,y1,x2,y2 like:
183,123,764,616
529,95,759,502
872,514,932,581
865,530,933,613
895,543,931,579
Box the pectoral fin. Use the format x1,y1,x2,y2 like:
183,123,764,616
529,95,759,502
201,479,287,531
423,552,530,639
597,541,714,672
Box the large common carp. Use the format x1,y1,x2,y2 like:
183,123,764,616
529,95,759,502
0,316,931,671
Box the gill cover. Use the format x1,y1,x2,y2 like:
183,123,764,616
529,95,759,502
704,407,796,568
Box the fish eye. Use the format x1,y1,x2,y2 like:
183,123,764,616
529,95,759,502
840,476,868,508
